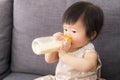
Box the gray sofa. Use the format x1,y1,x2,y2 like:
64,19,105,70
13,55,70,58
0,0,120,80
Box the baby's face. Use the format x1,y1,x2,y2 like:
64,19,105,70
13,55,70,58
63,20,90,50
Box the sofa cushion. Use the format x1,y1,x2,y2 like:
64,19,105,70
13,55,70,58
11,0,120,80
0,0,13,79
3,72,40,80
89,0,120,80
11,0,65,75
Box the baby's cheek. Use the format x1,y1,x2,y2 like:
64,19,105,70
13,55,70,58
72,38,81,44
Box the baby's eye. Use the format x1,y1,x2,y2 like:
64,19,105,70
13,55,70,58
72,30,76,33
64,29,68,31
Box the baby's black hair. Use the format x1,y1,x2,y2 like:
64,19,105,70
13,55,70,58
62,1,104,39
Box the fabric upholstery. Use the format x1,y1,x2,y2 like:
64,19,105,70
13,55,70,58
0,0,119,80
11,0,65,75
90,0,120,80
0,0,13,79
3,72,40,80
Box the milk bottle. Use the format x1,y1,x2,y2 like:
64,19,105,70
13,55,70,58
32,36,71,55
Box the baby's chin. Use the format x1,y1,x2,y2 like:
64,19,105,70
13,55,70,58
68,45,80,52
71,43,83,49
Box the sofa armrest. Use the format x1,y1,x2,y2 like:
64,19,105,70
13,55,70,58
0,0,13,79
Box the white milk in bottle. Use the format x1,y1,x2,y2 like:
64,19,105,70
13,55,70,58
32,36,71,55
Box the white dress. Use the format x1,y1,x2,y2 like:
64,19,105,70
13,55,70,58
34,43,104,80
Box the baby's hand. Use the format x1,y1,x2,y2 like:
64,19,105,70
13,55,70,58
60,37,71,52
53,32,64,40
58,39,71,58
53,32,71,52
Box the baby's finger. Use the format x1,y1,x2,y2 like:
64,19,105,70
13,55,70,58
63,39,71,51
53,32,64,40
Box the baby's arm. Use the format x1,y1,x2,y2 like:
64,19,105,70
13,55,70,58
45,51,59,63
59,51,98,72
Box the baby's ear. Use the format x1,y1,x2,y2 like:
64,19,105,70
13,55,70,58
90,31,97,40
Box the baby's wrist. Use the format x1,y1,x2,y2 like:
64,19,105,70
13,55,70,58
59,50,67,57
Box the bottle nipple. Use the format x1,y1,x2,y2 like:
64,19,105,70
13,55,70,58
63,35,72,43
